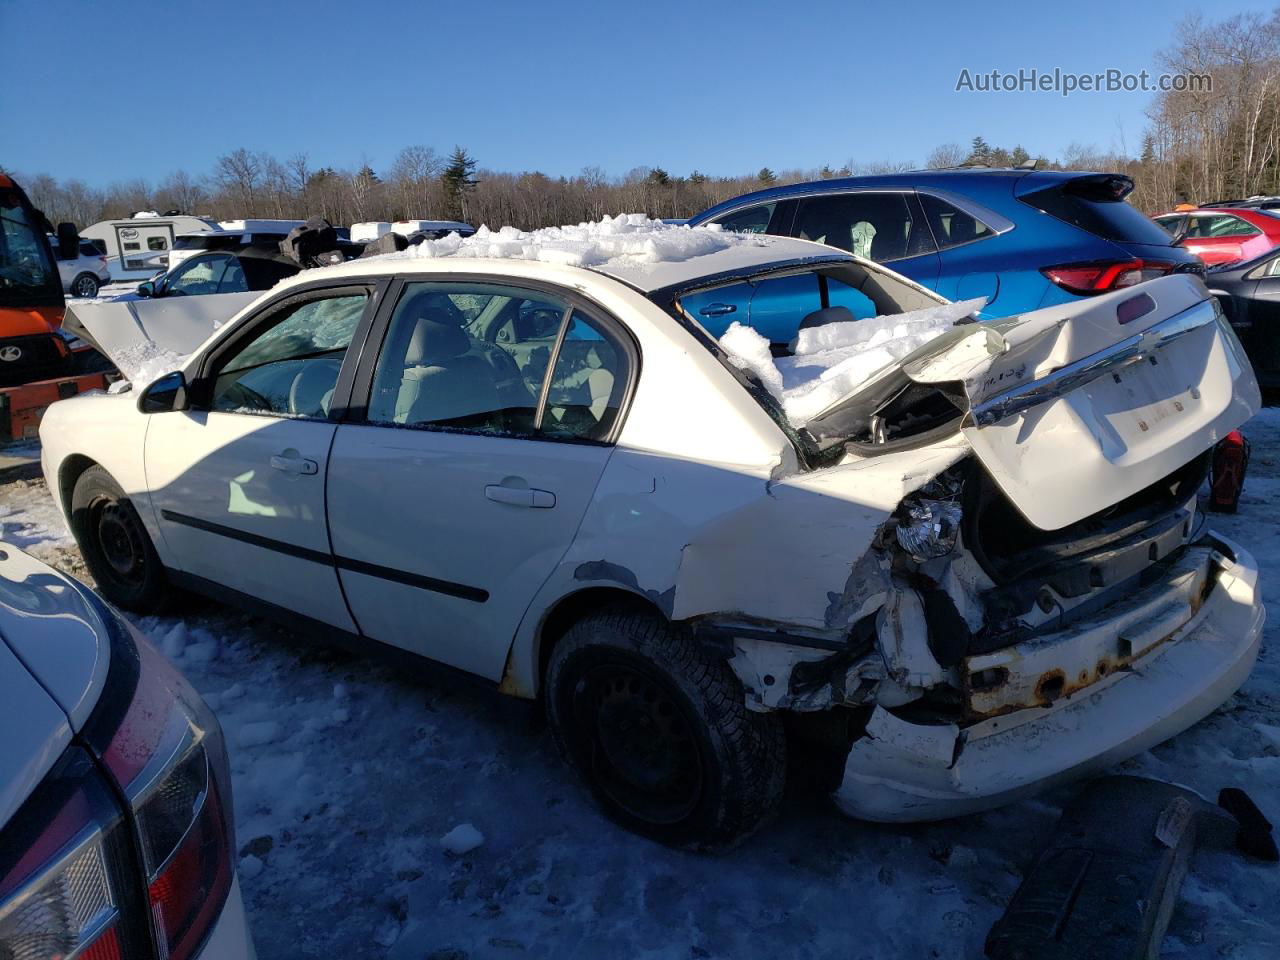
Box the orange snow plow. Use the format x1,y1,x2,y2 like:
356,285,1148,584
0,173,117,441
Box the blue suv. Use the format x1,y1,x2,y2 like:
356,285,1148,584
688,169,1203,343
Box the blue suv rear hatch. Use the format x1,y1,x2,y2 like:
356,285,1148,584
1016,173,1203,294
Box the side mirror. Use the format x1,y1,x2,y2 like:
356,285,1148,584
138,371,187,414
56,222,80,261
136,280,155,298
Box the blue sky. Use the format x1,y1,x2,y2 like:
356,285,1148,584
3,0,1275,184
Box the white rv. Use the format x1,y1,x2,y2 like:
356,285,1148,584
81,212,219,281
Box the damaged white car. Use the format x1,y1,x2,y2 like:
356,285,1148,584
41,218,1264,846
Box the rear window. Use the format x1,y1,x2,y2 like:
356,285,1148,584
1020,176,1173,245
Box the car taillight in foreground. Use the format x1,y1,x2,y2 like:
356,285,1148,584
0,748,146,959
1041,259,1178,295
94,631,235,960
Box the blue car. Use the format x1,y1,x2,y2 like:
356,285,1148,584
687,169,1204,344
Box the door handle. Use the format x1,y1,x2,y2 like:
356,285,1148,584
485,484,556,508
698,302,737,318
270,453,318,476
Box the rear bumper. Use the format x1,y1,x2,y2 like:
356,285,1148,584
833,533,1264,822
197,876,256,959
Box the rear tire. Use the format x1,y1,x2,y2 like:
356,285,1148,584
70,273,100,298
545,610,786,849
70,465,171,613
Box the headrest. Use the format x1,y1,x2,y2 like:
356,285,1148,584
406,314,469,365
798,305,856,330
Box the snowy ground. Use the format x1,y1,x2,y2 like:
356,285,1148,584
4,414,1279,959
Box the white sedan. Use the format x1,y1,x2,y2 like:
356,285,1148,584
0,545,254,958
41,217,1264,846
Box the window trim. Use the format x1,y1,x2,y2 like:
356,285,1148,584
190,279,387,420
349,273,642,446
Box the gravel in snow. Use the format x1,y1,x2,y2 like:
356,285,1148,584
4,411,1280,958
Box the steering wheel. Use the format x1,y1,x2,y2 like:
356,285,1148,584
288,359,341,417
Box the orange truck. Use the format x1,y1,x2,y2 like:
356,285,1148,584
0,172,114,441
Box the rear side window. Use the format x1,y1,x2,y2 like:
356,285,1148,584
793,193,933,262
147,237,168,251
367,282,629,442
1020,176,1172,244
919,194,993,250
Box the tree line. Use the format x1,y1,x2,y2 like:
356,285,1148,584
12,7,1280,232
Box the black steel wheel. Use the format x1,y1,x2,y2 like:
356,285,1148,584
546,610,786,849
71,465,171,612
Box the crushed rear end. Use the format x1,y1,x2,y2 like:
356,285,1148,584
712,273,1265,821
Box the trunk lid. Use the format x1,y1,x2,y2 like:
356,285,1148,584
809,274,1259,531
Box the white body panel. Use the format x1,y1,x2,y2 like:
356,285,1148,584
64,292,259,365
144,412,356,631
327,427,612,678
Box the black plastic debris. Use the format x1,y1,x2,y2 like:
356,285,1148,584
985,776,1273,960
1218,787,1279,861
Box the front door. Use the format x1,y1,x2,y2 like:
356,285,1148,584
144,286,374,629
326,280,634,679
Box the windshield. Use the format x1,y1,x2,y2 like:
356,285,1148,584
0,186,60,304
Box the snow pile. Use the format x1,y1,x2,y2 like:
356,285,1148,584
374,214,762,269
106,340,188,388
720,298,987,425
439,823,485,855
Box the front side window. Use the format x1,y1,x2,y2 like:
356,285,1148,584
793,192,931,262
1184,215,1262,239
919,194,993,250
165,255,230,297
0,186,58,298
368,282,629,442
209,292,368,417
712,203,777,235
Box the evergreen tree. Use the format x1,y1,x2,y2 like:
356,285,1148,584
648,167,671,187
758,167,777,184
441,146,478,220
1140,135,1157,167
688,170,707,184
967,136,992,165
1010,145,1031,167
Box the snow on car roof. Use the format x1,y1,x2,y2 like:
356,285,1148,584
302,215,850,294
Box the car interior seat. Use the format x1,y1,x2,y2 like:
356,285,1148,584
396,312,502,428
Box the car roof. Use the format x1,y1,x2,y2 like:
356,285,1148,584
690,168,1110,222
275,219,853,296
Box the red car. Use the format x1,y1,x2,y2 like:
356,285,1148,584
1154,207,1280,266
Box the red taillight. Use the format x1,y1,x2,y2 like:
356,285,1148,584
99,633,235,960
1041,259,1177,295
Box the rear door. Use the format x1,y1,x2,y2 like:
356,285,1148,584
791,191,940,288
325,278,636,679
144,283,377,629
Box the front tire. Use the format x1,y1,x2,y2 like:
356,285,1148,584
70,273,100,298
70,465,171,613
545,610,786,849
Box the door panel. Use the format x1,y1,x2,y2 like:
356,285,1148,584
145,412,354,629
326,427,612,678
